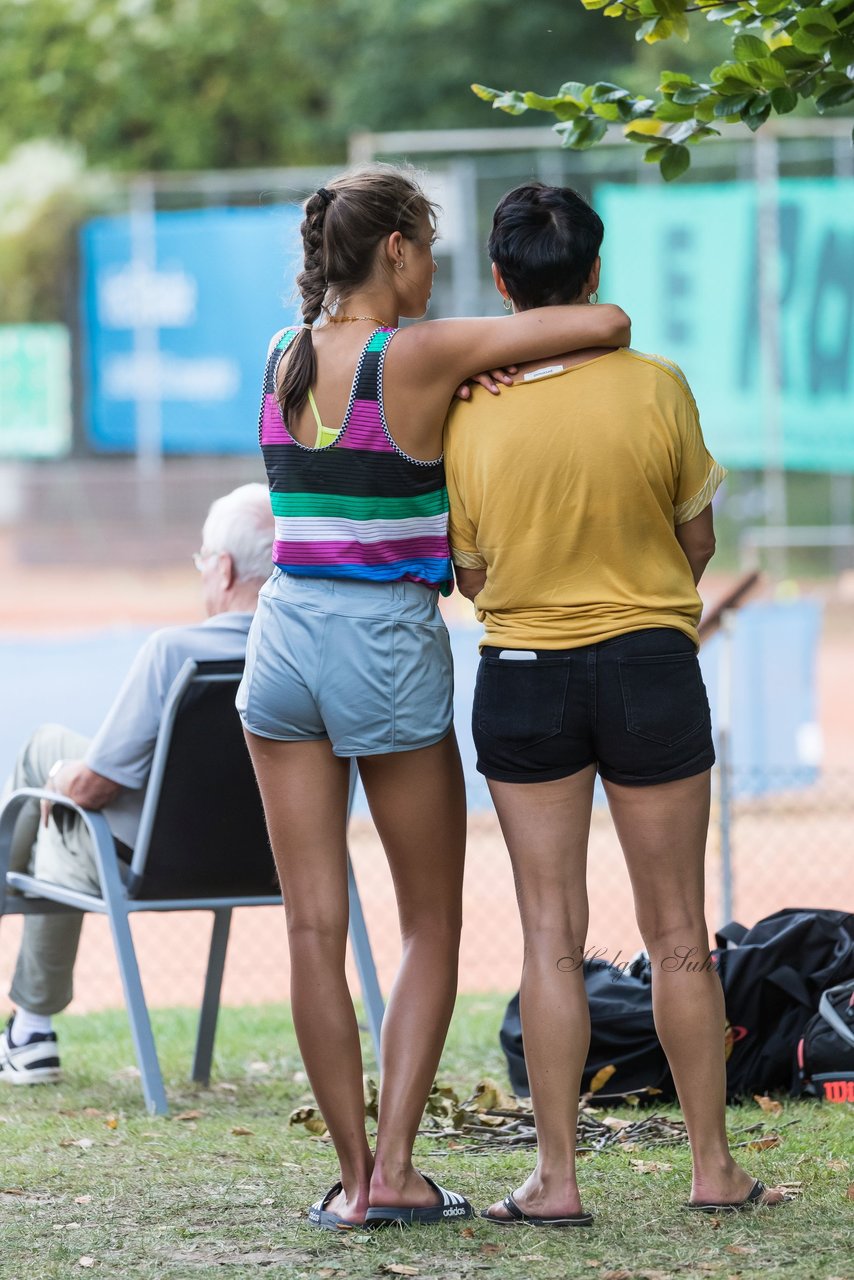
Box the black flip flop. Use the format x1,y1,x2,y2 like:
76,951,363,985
481,1191,594,1228
686,1178,792,1213
365,1173,475,1227
307,1182,358,1230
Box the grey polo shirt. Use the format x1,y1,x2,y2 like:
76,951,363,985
84,612,253,849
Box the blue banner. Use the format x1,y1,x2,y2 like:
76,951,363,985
597,180,854,473
80,205,303,453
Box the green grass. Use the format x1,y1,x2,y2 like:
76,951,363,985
1,997,851,1280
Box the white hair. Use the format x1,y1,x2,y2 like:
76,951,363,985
202,483,273,583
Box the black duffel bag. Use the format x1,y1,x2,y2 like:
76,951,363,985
797,979,854,1103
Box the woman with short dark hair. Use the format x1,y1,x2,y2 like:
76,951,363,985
445,182,790,1225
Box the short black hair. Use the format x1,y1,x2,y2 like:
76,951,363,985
488,183,604,311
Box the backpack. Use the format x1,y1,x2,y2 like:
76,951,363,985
501,954,676,1103
499,908,854,1103
715,908,854,1099
797,980,854,1103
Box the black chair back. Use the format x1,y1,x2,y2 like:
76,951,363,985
129,660,277,901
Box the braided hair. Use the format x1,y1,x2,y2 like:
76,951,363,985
277,165,437,426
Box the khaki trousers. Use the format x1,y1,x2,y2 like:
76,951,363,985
2,725,101,1016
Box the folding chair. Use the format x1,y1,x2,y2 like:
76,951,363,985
0,658,384,1115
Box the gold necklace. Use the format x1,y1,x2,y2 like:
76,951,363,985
326,313,387,326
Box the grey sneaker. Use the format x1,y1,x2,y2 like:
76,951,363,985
0,1016,61,1084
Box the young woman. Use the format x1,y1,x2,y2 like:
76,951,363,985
237,164,629,1229
445,183,791,1225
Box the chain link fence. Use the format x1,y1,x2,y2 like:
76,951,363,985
2,765,850,1014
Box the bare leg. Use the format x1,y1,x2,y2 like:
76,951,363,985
358,730,467,1209
482,765,597,1220
604,771,788,1206
243,731,372,1222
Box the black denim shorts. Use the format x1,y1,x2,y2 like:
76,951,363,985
472,627,715,786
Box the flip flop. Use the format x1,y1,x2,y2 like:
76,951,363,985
686,1178,792,1213
481,1191,594,1228
307,1182,358,1230
365,1173,475,1227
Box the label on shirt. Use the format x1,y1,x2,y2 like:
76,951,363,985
522,365,565,382
498,649,538,660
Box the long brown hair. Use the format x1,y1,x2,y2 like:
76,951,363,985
278,164,437,426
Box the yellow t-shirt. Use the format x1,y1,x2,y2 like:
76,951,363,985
444,348,726,650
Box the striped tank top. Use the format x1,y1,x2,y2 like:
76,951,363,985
258,326,453,594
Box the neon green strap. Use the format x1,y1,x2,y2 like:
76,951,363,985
307,388,338,448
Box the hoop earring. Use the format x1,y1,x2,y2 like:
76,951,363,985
587,290,599,304
502,298,512,312
397,261,405,271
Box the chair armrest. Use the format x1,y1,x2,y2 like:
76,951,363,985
0,787,125,915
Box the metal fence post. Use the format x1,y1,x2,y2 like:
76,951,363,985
717,610,736,927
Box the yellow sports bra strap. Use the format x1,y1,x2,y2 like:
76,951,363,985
306,388,325,447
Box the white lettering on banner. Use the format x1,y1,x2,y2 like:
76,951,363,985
103,353,240,401
98,264,197,328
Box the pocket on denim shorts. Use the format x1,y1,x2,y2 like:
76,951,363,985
618,651,707,747
475,658,570,750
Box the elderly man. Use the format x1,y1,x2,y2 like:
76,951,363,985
0,483,273,1084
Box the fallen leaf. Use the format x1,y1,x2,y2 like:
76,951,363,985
248,1060,272,1075
725,1244,756,1255
479,1243,501,1255
461,1227,475,1238
848,1185,854,1201
602,1115,632,1131
173,1110,203,1122
589,1064,617,1093
74,1196,92,1205
213,1082,238,1094
81,1108,102,1118
826,1159,847,1171
747,1135,780,1151
753,1094,783,1117
105,1117,119,1130
231,1127,254,1136
288,1106,328,1137
602,1271,633,1280
78,1259,95,1269
59,1138,94,1150
380,1267,420,1276
630,1159,673,1174
0,1188,26,1196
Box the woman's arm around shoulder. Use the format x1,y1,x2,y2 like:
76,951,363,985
397,303,630,399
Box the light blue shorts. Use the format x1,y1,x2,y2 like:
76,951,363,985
236,569,454,756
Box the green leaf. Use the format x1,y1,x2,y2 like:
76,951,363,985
659,70,693,88
557,81,589,100
492,90,528,115
816,82,854,111
755,0,789,12
643,141,673,161
749,56,790,88
554,115,609,149
655,98,696,121
796,7,837,32
672,85,711,104
711,60,762,87
707,2,742,17
770,86,799,113
590,81,631,102
829,37,854,71
713,92,755,115
733,34,769,60
604,3,626,14
522,92,582,120
791,27,832,52
471,84,501,102
580,0,612,8
742,100,773,130
660,143,691,180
